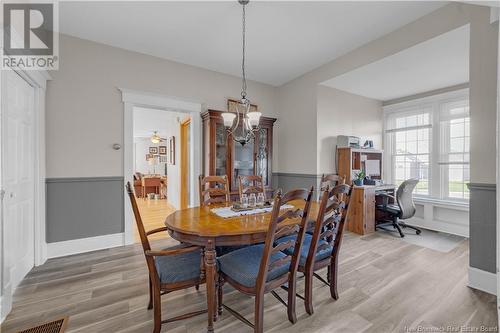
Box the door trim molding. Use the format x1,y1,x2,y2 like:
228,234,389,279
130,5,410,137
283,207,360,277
119,88,203,245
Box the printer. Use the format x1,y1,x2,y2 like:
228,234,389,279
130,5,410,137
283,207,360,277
337,135,361,149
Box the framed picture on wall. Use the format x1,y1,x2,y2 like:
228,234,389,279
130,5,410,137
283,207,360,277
149,147,158,154
169,136,176,165
227,98,258,113
159,146,167,155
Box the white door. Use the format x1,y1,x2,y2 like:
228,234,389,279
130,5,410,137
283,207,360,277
3,70,35,290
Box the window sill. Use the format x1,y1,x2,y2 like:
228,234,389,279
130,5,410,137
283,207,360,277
413,197,469,211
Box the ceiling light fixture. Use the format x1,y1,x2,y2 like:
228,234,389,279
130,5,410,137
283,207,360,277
150,131,165,144
221,0,261,146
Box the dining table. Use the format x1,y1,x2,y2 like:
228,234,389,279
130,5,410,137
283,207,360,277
165,200,319,333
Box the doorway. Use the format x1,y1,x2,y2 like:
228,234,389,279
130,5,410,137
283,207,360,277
120,89,202,245
180,118,191,209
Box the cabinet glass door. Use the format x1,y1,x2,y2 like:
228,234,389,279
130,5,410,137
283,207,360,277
232,138,255,189
215,123,227,176
256,128,269,186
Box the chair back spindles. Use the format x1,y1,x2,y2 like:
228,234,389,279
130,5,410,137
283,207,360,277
257,187,314,293
199,175,230,206
320,174,346,192
307,184,351,269
238,175,265,199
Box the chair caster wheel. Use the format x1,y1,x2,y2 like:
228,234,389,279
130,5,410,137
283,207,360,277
416,230,421,235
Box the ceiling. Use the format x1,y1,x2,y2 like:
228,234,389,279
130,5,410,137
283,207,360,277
321,24,470,101
59,1,447,86
133,107,182,138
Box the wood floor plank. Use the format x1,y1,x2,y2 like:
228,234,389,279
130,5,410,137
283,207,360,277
1,232,496,333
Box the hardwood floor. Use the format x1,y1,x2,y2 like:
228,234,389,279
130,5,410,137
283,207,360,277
134,198,176,242
1,232,496,333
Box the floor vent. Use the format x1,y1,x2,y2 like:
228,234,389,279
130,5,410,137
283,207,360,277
17,317,68,333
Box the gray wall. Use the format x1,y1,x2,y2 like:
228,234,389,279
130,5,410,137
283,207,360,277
469,183,496,273
46,177,124,243
273,173,322,198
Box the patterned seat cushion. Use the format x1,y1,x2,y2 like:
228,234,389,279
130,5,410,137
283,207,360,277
154,245,201,284
275,233,333,267
218,244,290,288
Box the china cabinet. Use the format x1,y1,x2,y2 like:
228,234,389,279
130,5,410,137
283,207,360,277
201,109,276,198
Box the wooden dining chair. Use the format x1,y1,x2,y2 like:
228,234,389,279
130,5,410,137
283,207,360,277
126,182,206,333
277,184,351,315
238,175,265,199
199,175,230,206
320,174,345,191
217,187,314,333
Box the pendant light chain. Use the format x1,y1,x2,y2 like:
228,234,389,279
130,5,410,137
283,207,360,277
241,3,247,99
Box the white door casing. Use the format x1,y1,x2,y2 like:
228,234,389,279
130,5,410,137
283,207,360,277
120,88,203,245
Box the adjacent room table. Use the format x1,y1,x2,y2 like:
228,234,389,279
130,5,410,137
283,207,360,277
165,200,319,332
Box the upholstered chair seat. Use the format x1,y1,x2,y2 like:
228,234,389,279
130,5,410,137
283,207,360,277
275,234,333,267
154,245,202,284
218,244,290,288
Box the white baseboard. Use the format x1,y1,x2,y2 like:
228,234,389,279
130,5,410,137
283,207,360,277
47,233,125,259
468,266,497,295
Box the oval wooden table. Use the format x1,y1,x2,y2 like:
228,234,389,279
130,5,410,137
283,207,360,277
165,200,319,332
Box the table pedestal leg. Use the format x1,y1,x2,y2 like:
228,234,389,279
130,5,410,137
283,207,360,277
205,240,216,333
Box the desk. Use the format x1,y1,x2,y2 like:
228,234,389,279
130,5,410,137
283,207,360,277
346,184,396,235
165,200,319,333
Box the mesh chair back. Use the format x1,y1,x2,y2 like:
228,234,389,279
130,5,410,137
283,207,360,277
396,178,419,219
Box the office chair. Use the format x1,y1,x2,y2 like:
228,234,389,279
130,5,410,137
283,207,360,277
376,178,421,238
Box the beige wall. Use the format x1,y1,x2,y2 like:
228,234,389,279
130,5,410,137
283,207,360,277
46,34,277,178
316,86,382,175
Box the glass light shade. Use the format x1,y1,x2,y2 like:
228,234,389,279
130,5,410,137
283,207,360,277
221,112,236,128
247,111,262,127
151,137,160,144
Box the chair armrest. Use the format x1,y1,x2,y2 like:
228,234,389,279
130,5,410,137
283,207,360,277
145,227,168,236
145,245,201,257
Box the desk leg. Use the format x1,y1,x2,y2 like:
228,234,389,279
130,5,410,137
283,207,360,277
205,240,216,333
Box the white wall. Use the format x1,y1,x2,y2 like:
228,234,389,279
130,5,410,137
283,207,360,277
46,34,277,178
316,86,382,175
133,138,167,175
275,3,496,178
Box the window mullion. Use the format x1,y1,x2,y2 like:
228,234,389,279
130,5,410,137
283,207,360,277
431,101,441,199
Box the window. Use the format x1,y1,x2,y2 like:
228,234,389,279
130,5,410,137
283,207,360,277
384,90,469,202
386,109,431,195
440,100,470,200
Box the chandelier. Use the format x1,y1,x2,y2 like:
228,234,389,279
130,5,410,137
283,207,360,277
221,0,261,146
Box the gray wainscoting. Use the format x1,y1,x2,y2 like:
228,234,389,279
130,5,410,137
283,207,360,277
468,183,496,273
46,177,124,243
272,173,322,195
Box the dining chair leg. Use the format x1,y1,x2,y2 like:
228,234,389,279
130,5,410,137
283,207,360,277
287,276,298,324
304,271,314,315
153,286,162,333
217,275,224,315
329,260,339,300
147,277,153,310
195,284,200,291
254,293,265,333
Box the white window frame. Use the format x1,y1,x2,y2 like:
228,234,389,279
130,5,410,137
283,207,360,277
383,88,469,204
